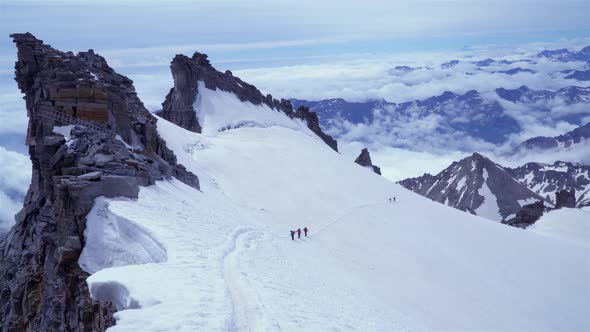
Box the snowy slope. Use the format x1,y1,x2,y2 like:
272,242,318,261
80,87,590,331
529,208,590,246
194,82,311,135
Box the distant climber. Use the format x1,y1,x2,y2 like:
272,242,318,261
297,228,302,239
393,196,396,203
303,227,308,237
290,230,295,240
389,198,391,203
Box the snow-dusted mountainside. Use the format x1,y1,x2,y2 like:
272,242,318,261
399,153,547,221
77,90,590,330
507,161,590,207
515,121,590,155
292,86,590,149
537,45,590,63
439,45,590,69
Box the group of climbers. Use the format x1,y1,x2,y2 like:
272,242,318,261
290,227,308,240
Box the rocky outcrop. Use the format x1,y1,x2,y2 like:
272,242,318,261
293,106,338,151
555,189,576,209
503,200,546,228
0,33,198,332
354,148,381,175
157,52,338,152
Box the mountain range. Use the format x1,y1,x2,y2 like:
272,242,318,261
398,153,547,222
516,121,590,152
399,154,590,222
292,86,590,152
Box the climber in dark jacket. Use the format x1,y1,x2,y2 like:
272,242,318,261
297,228,302,239
303,227,308,237
290,230,295,240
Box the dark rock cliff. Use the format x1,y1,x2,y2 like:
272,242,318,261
0,33,198,331
157,52,338,152
354,148,381,175
555,189,576,209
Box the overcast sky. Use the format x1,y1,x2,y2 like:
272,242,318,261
1,0,589,63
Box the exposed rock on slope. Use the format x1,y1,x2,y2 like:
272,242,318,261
157,52,338,152
0,33,198,331
506,161,590,207
354,148,381,175
555,189,576,209
502,201,546,228
293,106,338,151
399,153,546,222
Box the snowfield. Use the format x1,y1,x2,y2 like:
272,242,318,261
80,85,590,331
529,207,590,247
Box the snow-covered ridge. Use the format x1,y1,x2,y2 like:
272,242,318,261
80,116,589,331
157,51,338,151
194,81,313,135
529,208,590,246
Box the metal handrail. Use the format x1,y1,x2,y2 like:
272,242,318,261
36,108,114,136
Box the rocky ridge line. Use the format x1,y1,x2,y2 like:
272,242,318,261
157,52,338,151
0,33,198,331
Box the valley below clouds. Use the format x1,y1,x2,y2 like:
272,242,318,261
1,38,589,229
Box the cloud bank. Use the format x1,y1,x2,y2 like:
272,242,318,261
0,147,31,233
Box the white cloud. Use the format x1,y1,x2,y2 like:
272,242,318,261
0,191,22,233
0,90,28,135
339,141,468,181
490,138,590,170
234,46,590,104
0,147,31,232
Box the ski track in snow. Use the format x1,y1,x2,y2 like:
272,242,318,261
314,201,394,234
223,227,280,332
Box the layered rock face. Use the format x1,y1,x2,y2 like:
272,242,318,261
354,148,381,175
158,52,338,152
0,33,198,331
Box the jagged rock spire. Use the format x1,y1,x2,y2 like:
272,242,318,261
157,51,338,152
354,148,381,175
0,33,198,331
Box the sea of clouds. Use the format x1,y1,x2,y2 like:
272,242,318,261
0,39,589,230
